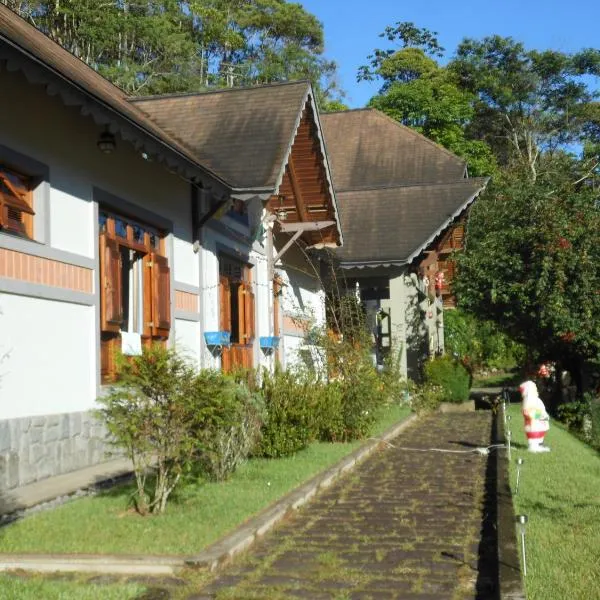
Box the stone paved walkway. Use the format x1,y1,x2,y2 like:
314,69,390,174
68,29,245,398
188,412,494,600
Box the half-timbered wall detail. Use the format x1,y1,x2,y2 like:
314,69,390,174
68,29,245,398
175,290,199,313
0,247,93,293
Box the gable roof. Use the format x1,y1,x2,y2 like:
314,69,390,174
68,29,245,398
130,82,312,192
320,109,467,191
335,178,488,267
0,4,226,186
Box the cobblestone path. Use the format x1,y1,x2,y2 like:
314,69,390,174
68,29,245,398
189,412,494,600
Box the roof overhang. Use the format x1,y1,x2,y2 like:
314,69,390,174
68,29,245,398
272,84,343,248
337,178,490,270
0,34,229,192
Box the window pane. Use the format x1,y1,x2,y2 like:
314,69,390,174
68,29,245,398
115,218,128,238
133,224,145,244
98,213,108,233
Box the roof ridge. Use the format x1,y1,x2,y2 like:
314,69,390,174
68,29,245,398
369,109,468,166
337,177,489,193
322,107,467,166
321,107,374,116
130,79,311,103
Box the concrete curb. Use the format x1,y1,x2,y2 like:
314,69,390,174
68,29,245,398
0,414,418,576
495,401,527,600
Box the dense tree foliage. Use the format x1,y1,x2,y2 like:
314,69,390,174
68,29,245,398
451,36,600,179
1,0,343,100
454,162,600,375
358,23,496,176
361,22,600,379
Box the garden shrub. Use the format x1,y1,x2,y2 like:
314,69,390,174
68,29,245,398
556,399,591,433
96,344,199,515
590,396,600,450
407,380,445,414
257,368,316,458
191,371,264,482
423,355,470,403
311,380,345,442
338,363,382,441
444,309,524,373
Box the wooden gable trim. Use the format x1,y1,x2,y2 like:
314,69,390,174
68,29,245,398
268,103,339,247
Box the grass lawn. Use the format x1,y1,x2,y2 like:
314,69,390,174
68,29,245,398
0,403,410,557
507,404,600,600
0,574,143,600
472,369,522,388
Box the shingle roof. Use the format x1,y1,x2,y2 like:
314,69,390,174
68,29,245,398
130,82,311,190
0,4,225,184
320,109,467,191
335,178,488,266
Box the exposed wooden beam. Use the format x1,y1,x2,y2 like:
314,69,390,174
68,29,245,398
287,156,310,222
278,220,335,233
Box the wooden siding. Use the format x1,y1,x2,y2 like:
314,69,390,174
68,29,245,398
416,218,467,308
282,314,310,336
175,289,199,313
0,247,93,293
268,104,338,246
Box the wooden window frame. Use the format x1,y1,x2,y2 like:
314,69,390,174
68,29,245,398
99,210,170,383
0,165,34,239
219,256,255,372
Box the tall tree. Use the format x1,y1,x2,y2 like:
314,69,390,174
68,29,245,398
450,36,600,180
454,159,600,381
1,0,344,100
358,23,496,176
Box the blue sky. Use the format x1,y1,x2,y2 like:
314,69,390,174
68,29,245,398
299,0,600,108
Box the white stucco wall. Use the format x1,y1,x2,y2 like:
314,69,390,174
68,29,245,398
0,293,95,419
174,318,201,368
0,67,201,420
0,68,196,270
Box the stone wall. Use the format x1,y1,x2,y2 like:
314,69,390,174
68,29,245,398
0,411,111,491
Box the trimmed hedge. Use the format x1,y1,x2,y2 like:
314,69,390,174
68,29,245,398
423,356,470,403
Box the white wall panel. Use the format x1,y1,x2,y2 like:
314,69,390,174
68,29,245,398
0,293,95,419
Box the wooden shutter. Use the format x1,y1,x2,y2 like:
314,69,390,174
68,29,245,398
99,232,122,333
238,283,247,343
0,173,34,237
244,283,255,343
219,275,231,332
150,252,171,337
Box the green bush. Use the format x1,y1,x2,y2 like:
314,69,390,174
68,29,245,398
337,363,383,441
588,396,600,450
407,380,445,414
423,356,470,403
257,368,316,458
96,344,200,515
556,399,591,433
312,380,346,442
444,309,525,373
191,371,264,482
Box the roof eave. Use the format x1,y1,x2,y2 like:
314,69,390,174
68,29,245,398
404,178,489,265
0,31,230,189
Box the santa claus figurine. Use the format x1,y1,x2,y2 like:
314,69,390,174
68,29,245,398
519,380,551,452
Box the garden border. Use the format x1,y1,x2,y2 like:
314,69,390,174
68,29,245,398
0,415,418,576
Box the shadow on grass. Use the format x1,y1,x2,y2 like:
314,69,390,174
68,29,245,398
0,487,22,533
474,415,500,600
447,440,482,449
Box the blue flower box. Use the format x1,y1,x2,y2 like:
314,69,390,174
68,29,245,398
259,336,280,349
204,331,231,347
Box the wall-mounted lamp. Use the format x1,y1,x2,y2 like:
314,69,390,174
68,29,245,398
97,129,116,154
276,208,288,221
